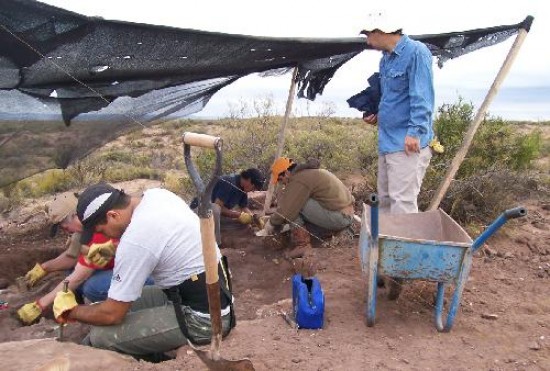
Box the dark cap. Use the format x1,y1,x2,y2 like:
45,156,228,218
76,183,124,244
242,168,265,190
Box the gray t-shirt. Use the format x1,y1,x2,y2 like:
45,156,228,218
108,188,220,302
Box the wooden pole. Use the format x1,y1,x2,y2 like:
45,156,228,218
428,28,530,211
262,67,298,214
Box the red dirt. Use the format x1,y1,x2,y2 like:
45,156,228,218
0,199,549,370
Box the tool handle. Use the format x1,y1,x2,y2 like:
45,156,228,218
183,132,222,149
199,216,222,358
58,280,70,341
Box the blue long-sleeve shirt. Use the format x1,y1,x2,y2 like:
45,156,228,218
377,35,434,155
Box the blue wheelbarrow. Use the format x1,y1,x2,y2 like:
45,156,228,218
358,194,527,332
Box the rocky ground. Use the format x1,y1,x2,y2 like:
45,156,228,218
0,185,548,370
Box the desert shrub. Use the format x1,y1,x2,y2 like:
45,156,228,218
286,124,351,170
13,169,75,198
0,184,24,211
426,100,541,183
436,170,542,225
99,150,134,163
53,144,79,169
129,140,146,149
103,166,162,182
126,129,145,142
162,172,186,196
65,158,106,186
0,193,9,213
221,115,280,176
420,100,543,222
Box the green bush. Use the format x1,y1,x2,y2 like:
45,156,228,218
2,99,545,229
12,169,75,198
429,100,541,179
104,166,162,183
420,100,543,221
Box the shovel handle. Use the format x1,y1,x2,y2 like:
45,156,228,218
183,132,222,149
200,215,223,359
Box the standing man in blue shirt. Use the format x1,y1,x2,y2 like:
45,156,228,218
361,17,434,215
209,168,265,246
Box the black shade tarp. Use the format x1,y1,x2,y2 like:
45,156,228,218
0,0,533,186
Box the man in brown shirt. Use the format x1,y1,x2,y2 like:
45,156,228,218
263,157,355,258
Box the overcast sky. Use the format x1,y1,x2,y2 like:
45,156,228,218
40,0,549,121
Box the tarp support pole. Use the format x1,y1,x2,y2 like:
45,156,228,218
262,67,298,214
428,27,530,211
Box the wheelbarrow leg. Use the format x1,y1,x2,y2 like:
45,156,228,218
434,250,473,332
366,244,378,327
365,194,379,327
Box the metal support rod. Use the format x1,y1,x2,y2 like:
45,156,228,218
428,27,530,211
262,67,298,214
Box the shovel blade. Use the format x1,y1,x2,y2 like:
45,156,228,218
193,348,255,371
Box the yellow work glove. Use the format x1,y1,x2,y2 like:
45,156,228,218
253,214,267,229
53,290,78,323
16,301,43,325
237,212,254,225
24,263,47,287
86,240,116,268
429,137,445,154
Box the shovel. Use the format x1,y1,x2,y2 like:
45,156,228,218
183,132,254,371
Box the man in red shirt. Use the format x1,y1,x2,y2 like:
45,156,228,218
16,194,118,325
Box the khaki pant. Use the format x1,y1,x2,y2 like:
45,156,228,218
293,199,353,231
377,146,432,214
89,286,231,356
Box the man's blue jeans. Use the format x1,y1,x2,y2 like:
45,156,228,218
79,270,113,303
77,270,154,303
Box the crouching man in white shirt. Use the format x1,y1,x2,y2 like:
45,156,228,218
53,183,234,359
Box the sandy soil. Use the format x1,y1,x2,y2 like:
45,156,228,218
0,196,548,370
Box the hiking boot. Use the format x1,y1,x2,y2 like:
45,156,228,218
285,227,312,259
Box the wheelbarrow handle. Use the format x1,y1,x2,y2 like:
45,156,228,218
503,206,527,219
471,206,527,252
365,193,379,206
183,132,222,149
